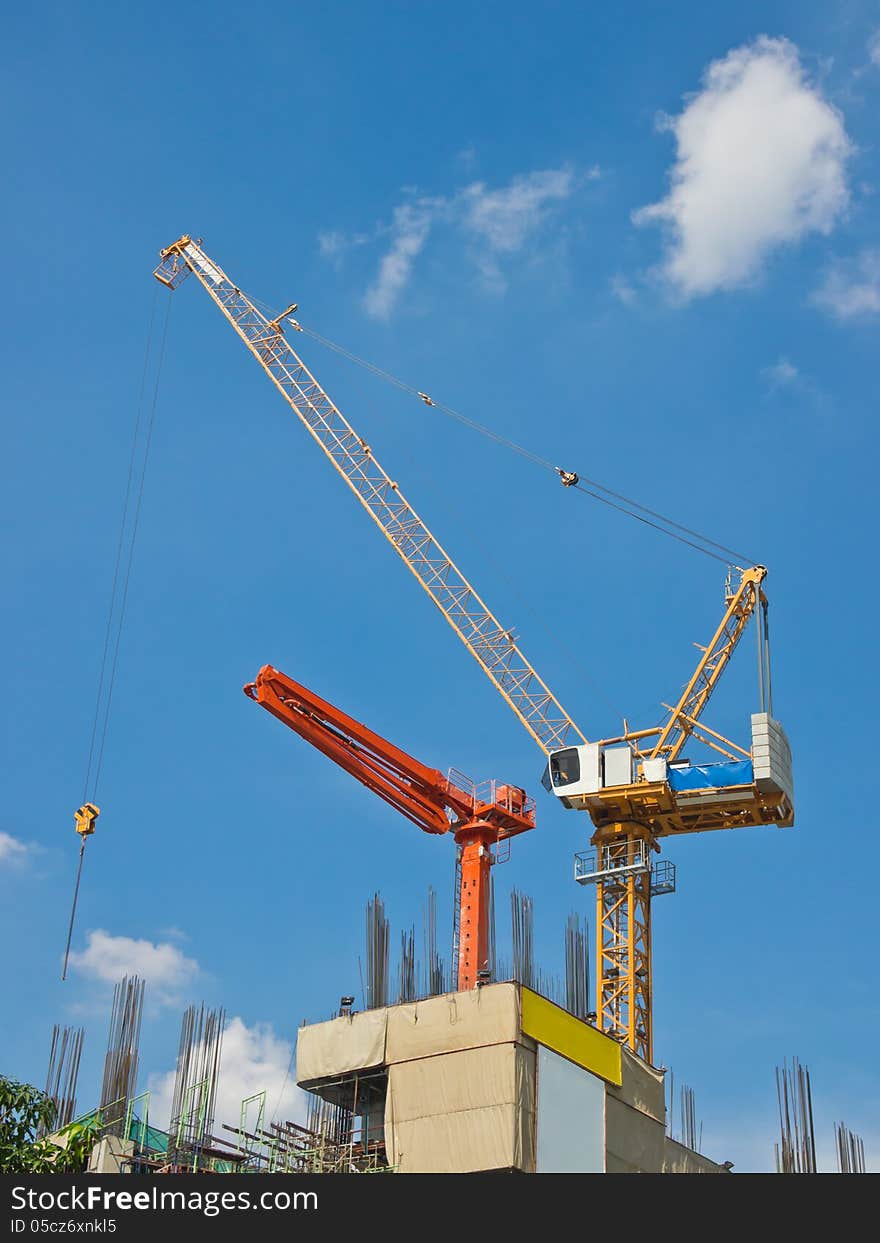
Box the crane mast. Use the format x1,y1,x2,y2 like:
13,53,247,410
154,235,793,1068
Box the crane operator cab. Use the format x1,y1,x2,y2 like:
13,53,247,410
541,714,794,833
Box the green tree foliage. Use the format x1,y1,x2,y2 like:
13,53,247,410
0,1076,97,1173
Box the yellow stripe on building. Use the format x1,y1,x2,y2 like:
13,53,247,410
521,988,622,1086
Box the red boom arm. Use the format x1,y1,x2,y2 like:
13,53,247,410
244,665,536,989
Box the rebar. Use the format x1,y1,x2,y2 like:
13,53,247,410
423,886,446,997
680,1084,699,1151
774,1057,817,1173
510,889,534,990
99,975,145,1135
834,1122,866,1173
304,1091,354,1155
42,1025,85,1133
168,1003,225,1167
397,925,416,1003
564,912,590,1020
365,893,389,1010
535,967,563,1006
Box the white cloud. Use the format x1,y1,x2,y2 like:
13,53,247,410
611,274,638,305
70,930,198,1001
318,230,348,259
0,831,29,866
318,228,374,266
461,168,578,285
869,31,880,68
634,37,852,298
761,356,799,389
363,200,436,319
813,248,880,318
342,165,582,317
147,1016,305,1134
460,168,575,284
760,355,826,408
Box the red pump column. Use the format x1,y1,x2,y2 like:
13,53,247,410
454,824,496,990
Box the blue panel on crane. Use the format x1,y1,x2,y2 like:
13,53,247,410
667,759,753,791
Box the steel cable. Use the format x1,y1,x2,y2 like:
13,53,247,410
248,292,758,568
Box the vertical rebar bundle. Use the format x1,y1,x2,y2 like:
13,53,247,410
423,886,446,997
365,893,389,1010
305,1090,352,1149
834,1122,866,1173
397,925,416,1003
43,1025,85,1132
679,1084,701,1152
774,1057,817,1173
168,1003,225,1161
99,975,145,1134
511,890,534,990
564,913,590,1020
535,968,563,1006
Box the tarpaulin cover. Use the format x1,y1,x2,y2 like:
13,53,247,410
296,1008,387,1085
386,983,521,1065
667,759,753,791
384,1043,535,1173
615,1044,665,1121
605,1096,665,1174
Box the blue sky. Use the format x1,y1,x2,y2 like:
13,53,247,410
2,1,878,1171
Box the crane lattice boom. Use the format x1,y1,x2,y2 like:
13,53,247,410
651,565,767,762
154,237,585,756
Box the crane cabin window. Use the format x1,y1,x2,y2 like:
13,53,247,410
543,748,580,791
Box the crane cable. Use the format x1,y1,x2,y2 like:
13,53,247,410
250,294,756,569
299,322,755,567
352,378,631,729
90,295,172,797
62,290,172,982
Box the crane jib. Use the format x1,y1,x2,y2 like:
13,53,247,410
153,237,587,756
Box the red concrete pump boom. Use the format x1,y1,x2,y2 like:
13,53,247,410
244,665,536,991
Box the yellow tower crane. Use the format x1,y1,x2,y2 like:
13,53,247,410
153,235,794,1063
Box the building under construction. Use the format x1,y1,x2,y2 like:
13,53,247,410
295,981,725,1174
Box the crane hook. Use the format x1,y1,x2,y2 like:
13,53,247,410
74,803,100,837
